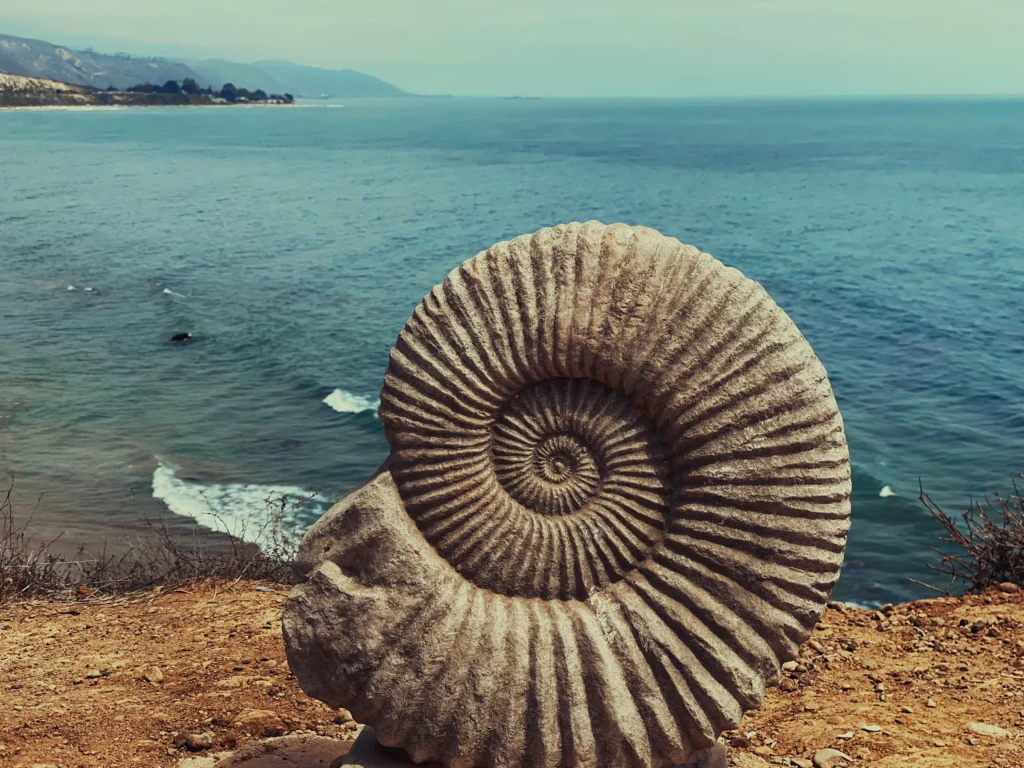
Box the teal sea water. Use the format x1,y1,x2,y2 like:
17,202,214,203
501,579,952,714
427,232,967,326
2,97,1022,605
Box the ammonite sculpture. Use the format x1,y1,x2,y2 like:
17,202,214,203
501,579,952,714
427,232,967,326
283,222,851,768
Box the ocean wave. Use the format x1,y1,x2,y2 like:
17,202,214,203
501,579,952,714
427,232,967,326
162,287,187,297
323,388,379,417
151,463,325,543
879,485,895,498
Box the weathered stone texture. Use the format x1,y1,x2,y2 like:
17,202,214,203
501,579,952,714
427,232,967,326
284,222,852,768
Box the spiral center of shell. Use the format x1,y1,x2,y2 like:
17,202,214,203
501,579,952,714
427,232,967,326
391,374,675,599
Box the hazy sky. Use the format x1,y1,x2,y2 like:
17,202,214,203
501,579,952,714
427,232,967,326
3,0,1022,97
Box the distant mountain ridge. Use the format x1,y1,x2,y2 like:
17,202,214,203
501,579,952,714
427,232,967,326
0,33,407,97
0,34,199,90
184,58,407,98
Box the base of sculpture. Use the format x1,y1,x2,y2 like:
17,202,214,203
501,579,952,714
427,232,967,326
341,728,727,768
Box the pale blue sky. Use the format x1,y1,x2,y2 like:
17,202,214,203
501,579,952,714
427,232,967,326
3,0,1022,97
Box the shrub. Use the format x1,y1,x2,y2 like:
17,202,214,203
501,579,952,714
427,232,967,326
0,476,321,605
920,474,1024,593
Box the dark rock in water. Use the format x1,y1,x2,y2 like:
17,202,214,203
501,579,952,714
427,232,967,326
280,439,302,449
170,333,192,343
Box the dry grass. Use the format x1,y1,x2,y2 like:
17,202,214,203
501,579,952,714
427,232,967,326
920,473,1024,594
0,475,315,605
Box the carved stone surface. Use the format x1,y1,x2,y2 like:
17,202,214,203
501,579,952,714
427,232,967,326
283,222,852,768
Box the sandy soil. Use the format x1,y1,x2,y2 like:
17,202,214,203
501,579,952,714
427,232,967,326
2,581,1023,768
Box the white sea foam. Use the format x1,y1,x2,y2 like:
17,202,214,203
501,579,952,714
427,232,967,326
66,285,76,291
879,485,895,498
151,463,323,543
162,287,188,297
323,388,379,417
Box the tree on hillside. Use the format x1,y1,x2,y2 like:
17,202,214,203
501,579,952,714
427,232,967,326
220,83,238,102
251,89,268,102
181,78,200,96
162,80,181,94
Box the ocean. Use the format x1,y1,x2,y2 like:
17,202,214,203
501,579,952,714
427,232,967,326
2,97,1022,606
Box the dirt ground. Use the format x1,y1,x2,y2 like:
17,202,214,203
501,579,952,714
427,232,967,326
2,580,1024,768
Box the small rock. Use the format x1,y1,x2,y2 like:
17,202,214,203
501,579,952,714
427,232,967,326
967,722,1011,739
901,706,914,714
998,582,1020,593
808,640,825,654
791,760,813,768
185,733,214,751
85,669,102,679
233,708,285,738
753,745,773,757
836,731,854,740
804,703,819,712
779,678,799,692
927,698,937,708
144,666,164,684
859,724,882,733
812,748,851,768
782,661,799,672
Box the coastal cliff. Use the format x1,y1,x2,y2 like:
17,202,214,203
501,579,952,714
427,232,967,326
1,581,1022,768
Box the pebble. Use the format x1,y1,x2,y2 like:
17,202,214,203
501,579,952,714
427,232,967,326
185,733,214,751
753,745,773,757
900,706,914,714
782,661,799,672
779,678,799,692
967,722,1012,738
836,731,854,740
144,666,164,684
998,582,1020,594
858,724,881,733
791,760,813,768
85,669,102,679
812,748,851,768
927,698,937,708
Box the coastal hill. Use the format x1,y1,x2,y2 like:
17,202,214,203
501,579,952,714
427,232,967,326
0,72,294,108
0,32,407,98
0,34,200,91
2,581,1022,767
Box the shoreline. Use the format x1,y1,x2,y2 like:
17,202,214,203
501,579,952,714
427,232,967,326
0,102,300,112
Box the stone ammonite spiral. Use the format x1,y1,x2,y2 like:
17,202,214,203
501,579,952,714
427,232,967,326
283,221,851,768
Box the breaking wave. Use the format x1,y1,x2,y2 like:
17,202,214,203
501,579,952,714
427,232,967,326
151,463,325,543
